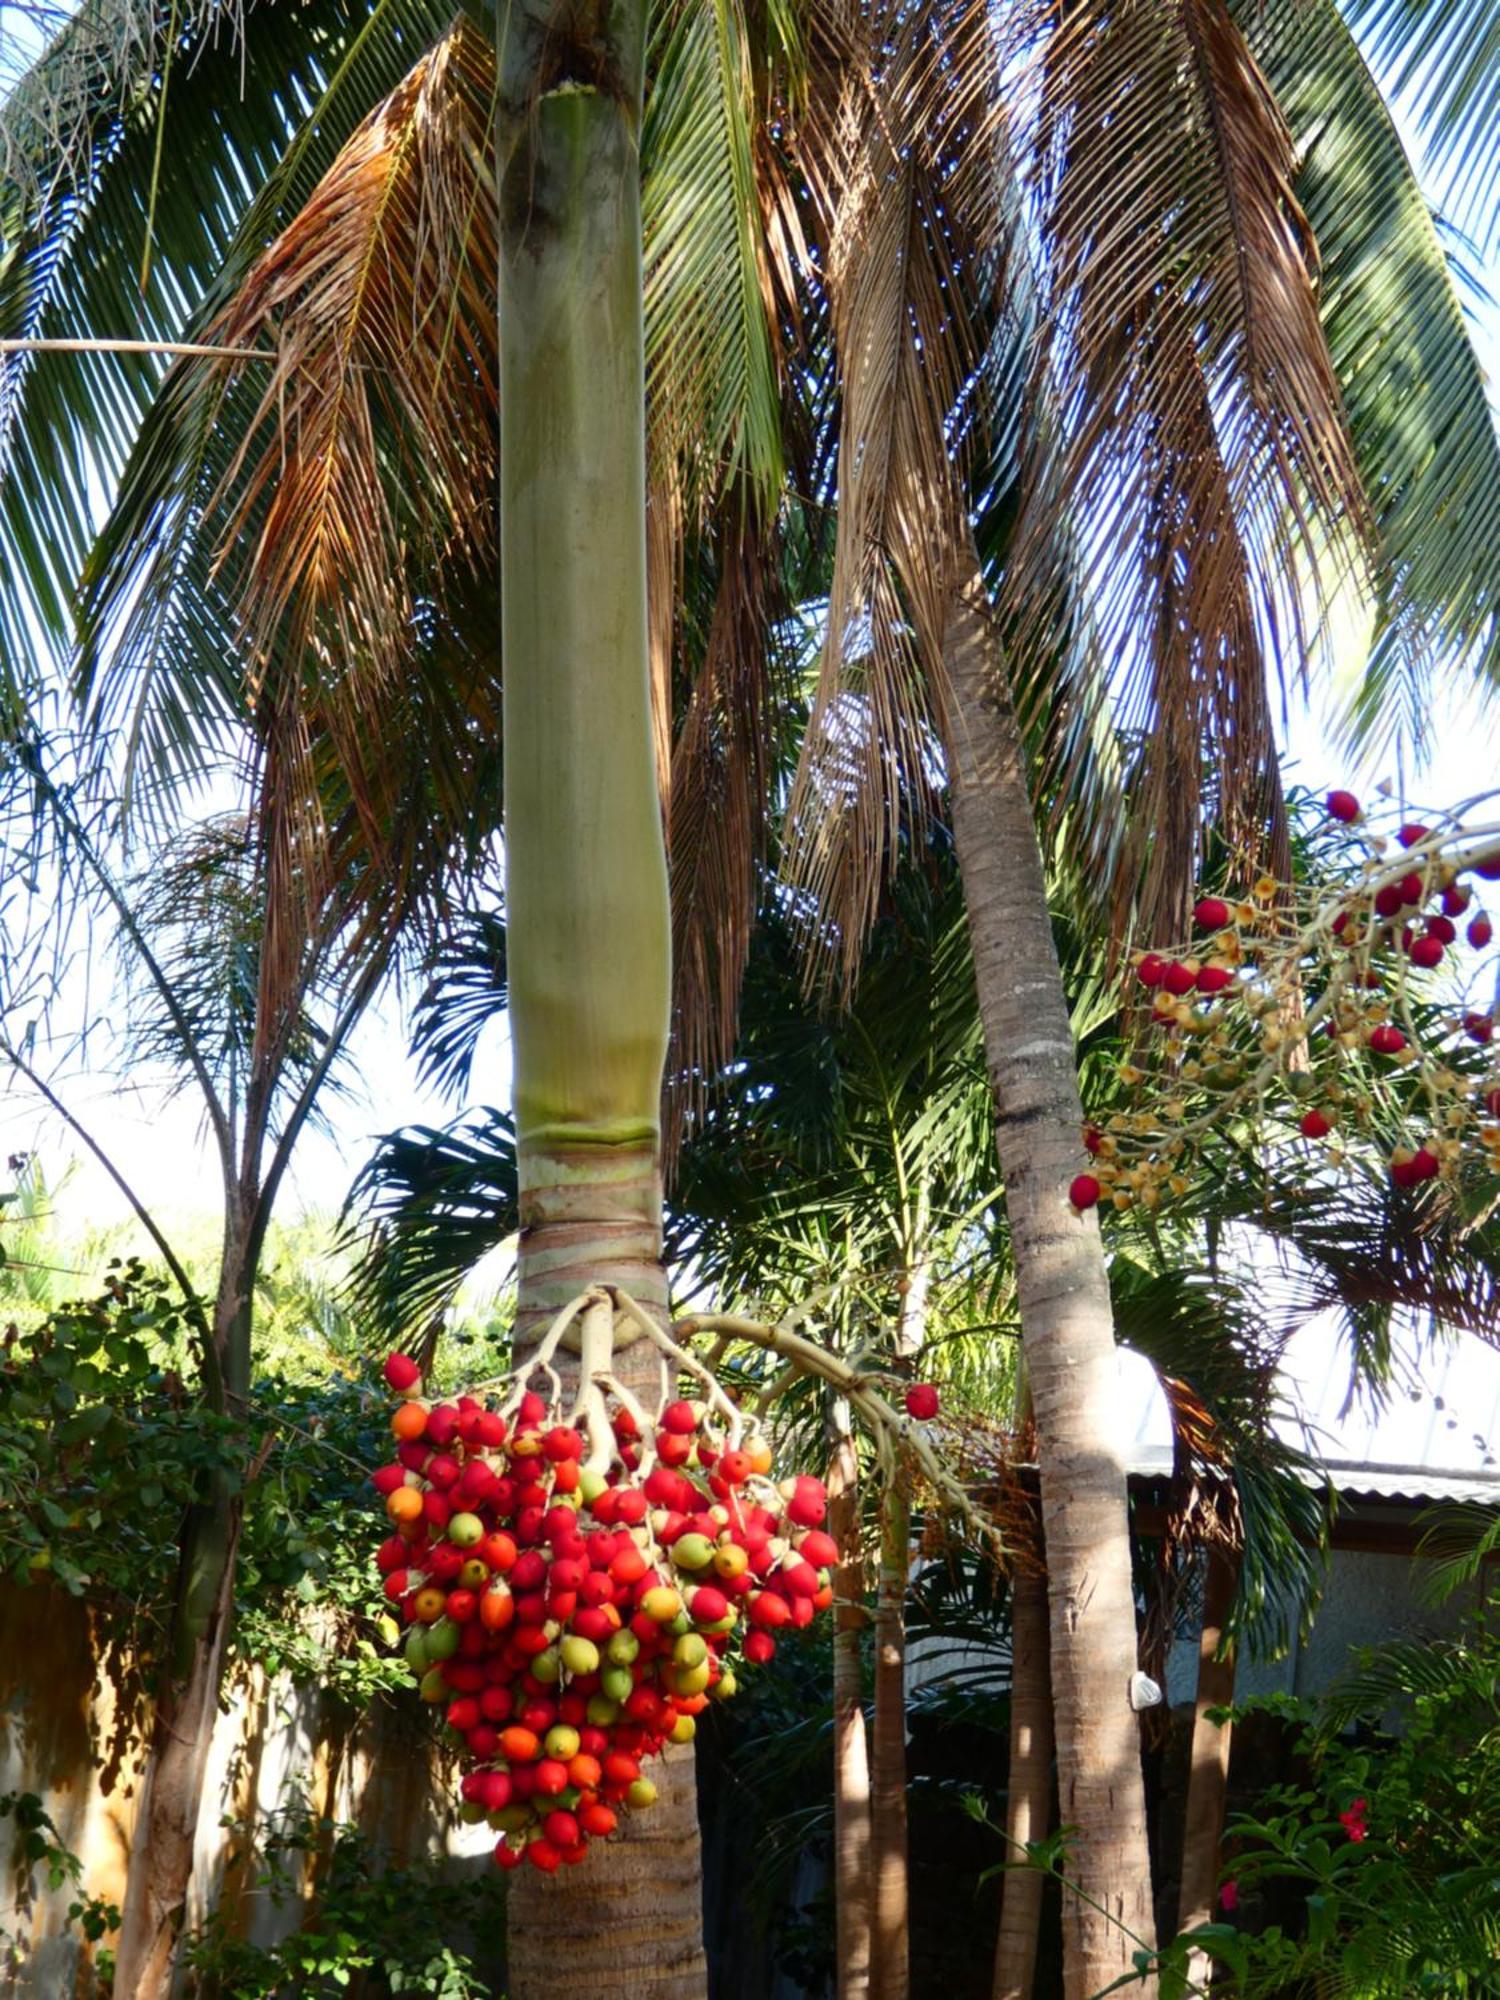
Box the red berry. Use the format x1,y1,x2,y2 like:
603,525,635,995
383,1352,421,1393
1374,885,1404,919
1464,1013,1494,1045
1135,953,1168,987
1083,1125,1102,1154
661,1400,699,1436
905,1384,940,1421
1196,964,1233,994
1409,935,1443,969
1399,873,1424,906
1469,914,1494,949
1443,884,1472,917
1299,1109,1332,1140
1162,961,1197,996
1425,915,1457,944
1397,823,1430,849
1484,1087,1500,1118
1411,1147,1440,1182
1369,1025,1406,1056
1069,1174,1102,1211
1477,849,1500,882
1194,897,1231,931
1327,790,1361,824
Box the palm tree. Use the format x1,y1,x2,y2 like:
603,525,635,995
4,0,1498,1994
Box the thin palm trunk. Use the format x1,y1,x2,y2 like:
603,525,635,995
1177,1548,1239,1982
829,1408,873,2000
937,533,1157,2000
871,1478,910,2000
112,1233,254,2000
495,5,704,1989
992,1550,1053,2000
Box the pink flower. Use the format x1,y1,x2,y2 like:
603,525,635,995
1218,1879,1239,1913
1338,1796,1369,1842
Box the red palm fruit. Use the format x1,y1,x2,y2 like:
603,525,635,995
786,1479,827,1527
579,1802,617,1839
568,1753,603,1791
1135,954,1166,989
589,1484,620,1523
1479,849,1500,881
426,1405,460,1447
383,1352,422,1393
1299,1109,1332,1140
480,1771,513,1812
1374,884,1404,918
543,1810,580,1849
717,1450,753,1485
780,1561,820,1600
1194,897,1231,930
513,1625,552,1658
743,1629,776,1665
1069,1173,1102,1211
396,1442,430,1472
1083,1125,1102,1154
553,1460,581,1495
661,1400,699,1436
514,1592,547,1625
445,1589,478,1624
371,1464,407,1497
655,1431,693,1467
458,1409,483,1446
625,1687,666,1724
1398,823,1430,849
1399,872,1424,905
614,1489,648,1526
1196,964,1233,994
517,1391,548,1429
544,1426,584,1462
1469,913,1494,949
1443,883,1472,916
477,1410,508,1448
748,1590,792,1629
610,1547,648,1587
511,1550,548,1591
788,1596,816,1629
1327,790,1361,823
549,1557,587,1593
457,1462,496,1505
534,1759,570,1796
1426,915,1457,944
527,1840,563,1873
1369,1025,1407,1055
494,1842,524,1872
447,1696,481,1733
426,1454,460,1490
382,1569,410,1602
579,1725,609,1756
421,1492,452,1531
798,1530,840,1569
543,1505,577,1544
1411,1147,1440,1181
480,1685,514,1722
1464,1013,1494,1044
479,1585,514,1632
905,1383,940,1420
1163,960,1197,996
1410,935,1444,969
467,1724,500,1760
689,1585,730,1625
814,1582,835,1611
603,1752,641,1786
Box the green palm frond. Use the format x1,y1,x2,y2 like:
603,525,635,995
1237,0,1500,756
1338,0,1500,253
1413,1501,1500,1605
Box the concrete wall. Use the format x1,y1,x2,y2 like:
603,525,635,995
0,1588,490,1997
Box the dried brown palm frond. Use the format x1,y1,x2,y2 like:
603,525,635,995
780,4,981,992
664,506,787,1156
203,19,499,697
996,0,1373,939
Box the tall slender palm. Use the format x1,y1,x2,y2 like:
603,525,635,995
3,0,1497,1994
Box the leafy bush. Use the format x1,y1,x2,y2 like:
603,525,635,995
178,1814,506,1999
1193,1613,1500,1996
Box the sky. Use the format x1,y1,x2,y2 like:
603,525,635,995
0,0,1495,1260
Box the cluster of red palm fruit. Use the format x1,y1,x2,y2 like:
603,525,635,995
371,1354,834,1872
1068,791,1500,1212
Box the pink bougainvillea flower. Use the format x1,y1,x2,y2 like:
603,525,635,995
1218,1879,1239,1913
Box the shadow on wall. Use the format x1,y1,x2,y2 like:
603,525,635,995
0,1584,493,1997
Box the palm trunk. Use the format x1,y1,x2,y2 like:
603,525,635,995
992,1558,1052,2000
1176,1548,1238,1984
937,534,1157,2000
112,1237,255,2000
496,6,705,1989
871,1479,910,2000
829,1409,873,2000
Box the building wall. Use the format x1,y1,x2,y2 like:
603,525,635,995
0,1587,491,1997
